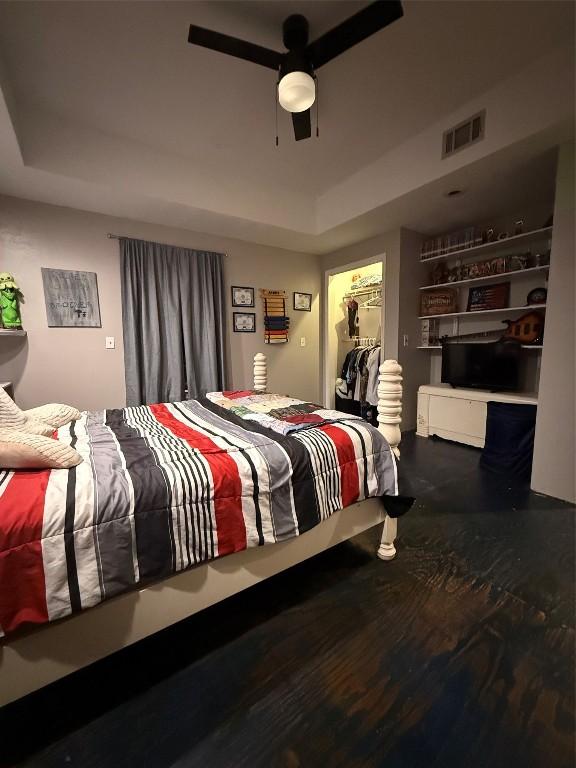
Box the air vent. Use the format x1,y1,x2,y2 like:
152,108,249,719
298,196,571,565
442,110,485,158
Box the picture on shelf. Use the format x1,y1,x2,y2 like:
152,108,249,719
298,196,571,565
293,291,312,311
507,253,529,272
233,312,256,332
420,288,458,316
231,286,255,307
467,282,510,312
420,318,439,347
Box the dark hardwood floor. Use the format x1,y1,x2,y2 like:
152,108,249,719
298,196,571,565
1,432,574,768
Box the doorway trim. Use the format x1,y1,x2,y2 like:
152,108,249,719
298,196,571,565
322,254,386,408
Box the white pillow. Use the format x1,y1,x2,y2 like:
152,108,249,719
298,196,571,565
24,403,82,429
0,429,83,470
0,387,53,436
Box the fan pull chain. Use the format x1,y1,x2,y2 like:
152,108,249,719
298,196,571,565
275,78,279,147
315,75,319,138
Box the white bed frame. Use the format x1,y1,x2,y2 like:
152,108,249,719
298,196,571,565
0,357,403,707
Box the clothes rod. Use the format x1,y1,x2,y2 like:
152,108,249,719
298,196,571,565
106,233,228,257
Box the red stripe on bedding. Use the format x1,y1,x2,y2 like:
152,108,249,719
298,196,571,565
150,404,247,556
320,425,359,508
0,470,50,633
221,390,253,399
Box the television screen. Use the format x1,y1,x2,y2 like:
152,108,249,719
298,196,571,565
441,341,521,391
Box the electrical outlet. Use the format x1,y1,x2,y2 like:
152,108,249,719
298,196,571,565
300,337,306,347
403,334,409,347
105,336,115,349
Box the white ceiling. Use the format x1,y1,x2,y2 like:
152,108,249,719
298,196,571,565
0,0,574,252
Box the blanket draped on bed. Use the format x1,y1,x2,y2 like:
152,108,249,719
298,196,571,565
0,393,411,636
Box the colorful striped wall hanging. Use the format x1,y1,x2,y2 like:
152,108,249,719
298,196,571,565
260,289,290,344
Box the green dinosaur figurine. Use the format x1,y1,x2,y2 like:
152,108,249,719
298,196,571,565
0,272,23,330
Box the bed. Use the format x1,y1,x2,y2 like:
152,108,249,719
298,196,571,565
0,356,409,706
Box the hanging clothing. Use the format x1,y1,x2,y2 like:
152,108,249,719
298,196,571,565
347,299,358,338
366,347,381,406
340,344,381,411
354,347,373,402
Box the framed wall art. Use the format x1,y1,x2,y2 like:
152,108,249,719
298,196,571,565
293,291,312,312
467,282,510,312
233,312,256,333
231,286,255,307
41,268,101,327
420,288,458,317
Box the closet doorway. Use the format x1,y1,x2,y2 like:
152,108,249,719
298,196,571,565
324,257,384,411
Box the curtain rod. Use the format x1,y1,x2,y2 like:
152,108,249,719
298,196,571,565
106,232,228,257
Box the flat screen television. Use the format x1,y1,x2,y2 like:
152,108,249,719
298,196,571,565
441,341,521,391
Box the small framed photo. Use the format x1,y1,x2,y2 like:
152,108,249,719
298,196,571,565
233,312,256,333
231,286,255,307
293,291,312,312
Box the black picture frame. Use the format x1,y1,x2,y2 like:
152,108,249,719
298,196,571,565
467,282,510,312
293,291,312,312
233,312,256,333
231,286,255,307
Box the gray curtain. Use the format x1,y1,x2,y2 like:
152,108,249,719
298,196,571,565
120,237,226,406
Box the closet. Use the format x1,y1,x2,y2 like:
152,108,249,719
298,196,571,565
326,261,383,423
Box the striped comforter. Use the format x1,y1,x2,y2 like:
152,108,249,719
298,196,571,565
0,392,409,637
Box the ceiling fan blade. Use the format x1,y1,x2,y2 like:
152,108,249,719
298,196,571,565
292,109,312,141
188,25,283,70
306,1,403,69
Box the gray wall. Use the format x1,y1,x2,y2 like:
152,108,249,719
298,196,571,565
398,229,429,431
531,142,575,503
0,195,321,410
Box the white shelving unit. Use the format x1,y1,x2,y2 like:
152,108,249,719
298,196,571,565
419,226,552,264
418,219,552,401
417,344,544,350
0,329,27,337
419,265,549,291
419,303,546,320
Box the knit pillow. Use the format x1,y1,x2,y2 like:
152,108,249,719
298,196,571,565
24,403,81,429
0,429,83,470
0,387,54,437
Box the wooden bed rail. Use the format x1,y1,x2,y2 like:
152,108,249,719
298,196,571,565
253,353,402,561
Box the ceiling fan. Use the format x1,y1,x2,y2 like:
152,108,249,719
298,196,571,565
187,1,403,141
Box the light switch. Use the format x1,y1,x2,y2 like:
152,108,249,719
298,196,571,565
105,336,115,349
300,337,306,347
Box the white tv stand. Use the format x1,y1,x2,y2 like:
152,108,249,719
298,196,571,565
416,384,538,448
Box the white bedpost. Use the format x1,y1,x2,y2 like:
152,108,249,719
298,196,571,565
377,359,403,561
253,353,267,392
377,359,402,458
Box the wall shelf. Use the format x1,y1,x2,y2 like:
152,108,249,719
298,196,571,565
417,344,543,350
0,329,27,337
419,265,550,291
420,226,553,264
419,303,546,320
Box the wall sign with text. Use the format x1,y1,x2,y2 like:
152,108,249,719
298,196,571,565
41,268,102,327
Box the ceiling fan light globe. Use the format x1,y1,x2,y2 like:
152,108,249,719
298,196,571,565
278,71,315,113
